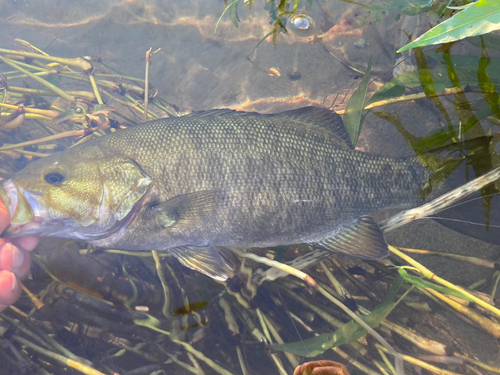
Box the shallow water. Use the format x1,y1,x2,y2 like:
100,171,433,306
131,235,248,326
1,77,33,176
0,1,499,374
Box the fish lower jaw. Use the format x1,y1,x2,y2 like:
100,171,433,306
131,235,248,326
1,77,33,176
2,216,45,238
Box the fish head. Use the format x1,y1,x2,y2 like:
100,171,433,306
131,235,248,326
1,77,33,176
1,151,152,241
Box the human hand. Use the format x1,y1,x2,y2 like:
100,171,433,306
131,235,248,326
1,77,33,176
0,195,38,311
293,361,350,375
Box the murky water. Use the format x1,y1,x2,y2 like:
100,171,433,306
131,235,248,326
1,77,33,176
0,1,499,374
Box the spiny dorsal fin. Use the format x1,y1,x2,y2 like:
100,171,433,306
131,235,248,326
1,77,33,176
181,106,353,149
273,106,354,149
315,216,388,259
170,242,231,281
181,109,258,118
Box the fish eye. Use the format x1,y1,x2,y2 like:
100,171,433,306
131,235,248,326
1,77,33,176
44,172,65,184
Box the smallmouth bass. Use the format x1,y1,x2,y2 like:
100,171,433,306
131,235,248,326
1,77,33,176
1,107,436,280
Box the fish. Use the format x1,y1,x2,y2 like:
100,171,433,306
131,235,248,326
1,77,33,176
1,106,437,281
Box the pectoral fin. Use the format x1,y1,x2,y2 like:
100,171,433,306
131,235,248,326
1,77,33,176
152,190,221,229
316,216,388,260
170,242,232,281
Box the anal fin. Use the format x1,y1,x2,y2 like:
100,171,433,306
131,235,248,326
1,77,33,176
170,242,232,281
315,216,388,260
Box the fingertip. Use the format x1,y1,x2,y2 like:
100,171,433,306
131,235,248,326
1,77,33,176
0,270,21,306
15,249,31,280
294,364,305,375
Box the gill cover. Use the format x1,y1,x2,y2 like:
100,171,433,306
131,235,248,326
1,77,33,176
99,158,152,223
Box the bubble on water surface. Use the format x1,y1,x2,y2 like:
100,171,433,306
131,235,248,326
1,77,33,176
288,12,316,38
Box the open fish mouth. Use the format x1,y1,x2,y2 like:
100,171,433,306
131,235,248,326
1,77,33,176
0,179,94,239
0,179,153,241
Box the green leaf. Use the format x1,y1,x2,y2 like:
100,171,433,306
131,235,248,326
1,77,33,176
270,276,403,356
398,0,500,53
268,332,333,357
366,78,405,105
231,5,241,28
343,58,371,146
215,0,240,33
367,69,449,105
398,268,475,302
478,39,500,119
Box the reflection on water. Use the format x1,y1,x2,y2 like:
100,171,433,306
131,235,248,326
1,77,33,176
0,0,500,374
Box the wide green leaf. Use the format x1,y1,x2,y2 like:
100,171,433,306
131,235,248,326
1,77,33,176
343,58,371,146
398,0,500,53
270,276,403,357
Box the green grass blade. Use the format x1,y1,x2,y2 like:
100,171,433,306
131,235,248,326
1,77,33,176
343,58,371,146
215,0,240,33
398,268,475,302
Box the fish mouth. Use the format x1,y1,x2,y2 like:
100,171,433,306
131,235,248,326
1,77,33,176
0,179,46,238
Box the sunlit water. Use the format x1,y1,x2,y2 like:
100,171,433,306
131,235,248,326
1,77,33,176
0,1,499,374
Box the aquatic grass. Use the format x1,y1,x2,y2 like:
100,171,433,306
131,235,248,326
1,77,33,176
390,245,500,318
343,58,372,147
319,260,354,304
143,47,161,122
215,0,240,33
0,44,178,138
6,334,106,375
152,250,172,318
9,236,500,374
0,48,92,72
330,257,379,302
0,56,75,102
425,287,500,337
233,248,405,373
1,40,500,375
398,247,500,269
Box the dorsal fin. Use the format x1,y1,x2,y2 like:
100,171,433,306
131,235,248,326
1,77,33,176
181,106,353,149
181,109,258,118
273,106,353,149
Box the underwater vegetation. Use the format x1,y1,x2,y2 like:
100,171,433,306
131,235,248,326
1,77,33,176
0,0,500,373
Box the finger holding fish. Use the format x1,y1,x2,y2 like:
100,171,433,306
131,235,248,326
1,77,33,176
0,195,38,311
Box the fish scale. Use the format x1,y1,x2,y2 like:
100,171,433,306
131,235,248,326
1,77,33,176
2,107,434,280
